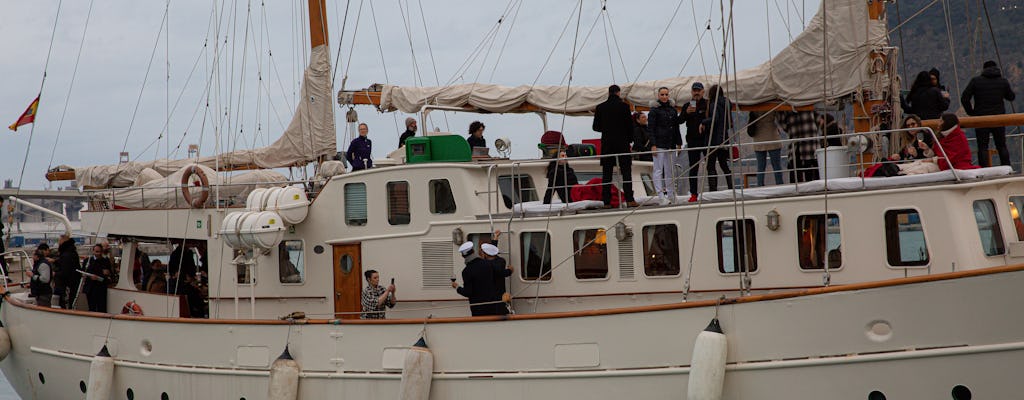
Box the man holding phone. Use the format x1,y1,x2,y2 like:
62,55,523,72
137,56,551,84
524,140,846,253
360,269,396,319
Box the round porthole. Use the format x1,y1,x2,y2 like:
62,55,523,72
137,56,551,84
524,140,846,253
161,392,170,400
79,380,87,393
951,385,972,400
127,388,135,400
140,339,153,356
868,391,886,400
339,254,354,274
38,372,45,384
313,245,324,254
865,320,893,342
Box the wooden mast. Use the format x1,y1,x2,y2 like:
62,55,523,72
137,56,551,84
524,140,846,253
46,1,332,183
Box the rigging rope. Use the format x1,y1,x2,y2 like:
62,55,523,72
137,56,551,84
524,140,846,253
46,0,95,172
601,4,631,82
367,0,402,135
940,0,964,100
15,1,63,193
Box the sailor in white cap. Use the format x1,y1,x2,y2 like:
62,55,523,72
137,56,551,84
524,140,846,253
480,241,513,315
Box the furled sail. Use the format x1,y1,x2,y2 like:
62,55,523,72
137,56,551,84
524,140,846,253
72,45,336,188
376,0,886,114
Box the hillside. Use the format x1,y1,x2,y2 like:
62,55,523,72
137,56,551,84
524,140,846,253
890,0,1023,114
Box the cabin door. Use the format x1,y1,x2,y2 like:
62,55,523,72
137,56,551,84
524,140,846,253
332,243,363,319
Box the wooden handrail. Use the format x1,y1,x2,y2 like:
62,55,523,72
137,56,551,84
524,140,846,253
922,113,1024,131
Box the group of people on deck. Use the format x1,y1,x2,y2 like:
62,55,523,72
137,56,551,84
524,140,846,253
343,116,493,172
26,236,113,312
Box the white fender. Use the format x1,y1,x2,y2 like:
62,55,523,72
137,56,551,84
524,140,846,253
267,346,300,400
687,318,727,400
0,327,11,361
399,337,434,400
86,345,114,400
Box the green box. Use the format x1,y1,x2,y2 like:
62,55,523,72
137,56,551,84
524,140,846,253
406,135,472,163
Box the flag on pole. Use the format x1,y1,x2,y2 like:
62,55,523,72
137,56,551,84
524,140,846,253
8,95,40,132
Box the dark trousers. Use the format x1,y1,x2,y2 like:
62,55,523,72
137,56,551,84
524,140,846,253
54,282,69,309
601,155,635,203
976,127,1010,167
789,158,820,183
687,148,706,196
705,147,733,191
85,286,107,313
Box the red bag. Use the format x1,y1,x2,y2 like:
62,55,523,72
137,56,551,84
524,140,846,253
731,145,740,160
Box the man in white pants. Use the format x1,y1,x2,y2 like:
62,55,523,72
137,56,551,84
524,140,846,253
647,87,682,204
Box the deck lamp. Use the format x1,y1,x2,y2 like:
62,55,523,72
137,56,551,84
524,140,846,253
452,227,464,245
614,223,632,241
766,209,780,231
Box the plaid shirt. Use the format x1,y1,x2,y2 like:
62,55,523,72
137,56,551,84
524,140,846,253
360,284,394,319
782,111,821,163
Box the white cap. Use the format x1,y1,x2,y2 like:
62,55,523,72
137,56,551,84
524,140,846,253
458,241,475,256
481,243,500,256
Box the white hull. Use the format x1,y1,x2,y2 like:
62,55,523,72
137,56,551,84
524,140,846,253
2,266,1021,399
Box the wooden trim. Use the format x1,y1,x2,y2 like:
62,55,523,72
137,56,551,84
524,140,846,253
922,113,1024,131
208,296,328,301
6,264,1024,324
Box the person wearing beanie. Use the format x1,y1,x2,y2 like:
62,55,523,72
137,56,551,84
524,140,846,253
930,113,978,171
961,60,1017,167
398,117,418,148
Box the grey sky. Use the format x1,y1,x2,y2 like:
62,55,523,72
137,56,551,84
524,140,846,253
1,1,814,189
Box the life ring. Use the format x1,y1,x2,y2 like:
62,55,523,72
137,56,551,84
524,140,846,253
121,301,143,316
181,165,210,208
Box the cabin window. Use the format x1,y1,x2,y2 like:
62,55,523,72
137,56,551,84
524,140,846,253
973,199,1005,256
641,173,656,196
642,224,680,276
278,240,304,283
498,175,538,208
344,183,368,226
429,179,456,214
573,229,608,279
797,214,842,270
387,181,411,225
234,249,255,285
1008,196,1024,240
717,219,757,273
576,172,602,183
884,209,929,266
520,232,552,281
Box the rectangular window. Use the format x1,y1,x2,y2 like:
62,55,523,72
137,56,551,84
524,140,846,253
642,224,680,276
278,240,304,283
974,199,1005,256
797,214,842,270
717,219,757,273
387,181,411,225
576,172,602,183
344,183,367,226
520,232,552,281
884,210,929,266
234,249,255,285
429,179,457,214
573,229,608,279
1008,196,1024,240
498,175,538,208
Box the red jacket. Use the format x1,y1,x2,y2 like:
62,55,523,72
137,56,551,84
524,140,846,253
932,126,978,170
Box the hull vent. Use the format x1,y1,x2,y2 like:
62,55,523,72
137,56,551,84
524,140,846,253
421,240,455,289
618,237,635,281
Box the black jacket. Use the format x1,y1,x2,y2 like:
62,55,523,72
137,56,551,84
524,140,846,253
904,86,949,120
632,124,653,160
646,100,682,149
467,135,486,148
701,95,731,146
543,161,578,203
398,129,416,147
82,255,112,292
54,239,80,289
592,94,634,159
456,258,501,316
681,98,709,144
961,66,1016,116
346,136,373,170
485,256,511,315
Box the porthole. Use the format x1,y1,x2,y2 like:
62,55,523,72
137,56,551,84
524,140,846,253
339,254,354,274
867,391,886,400
38,372,45,384
951,385,972,400
140,339,153,356
127,388,135,400
313,245,324,254
161,392,170,400
79,380,87,393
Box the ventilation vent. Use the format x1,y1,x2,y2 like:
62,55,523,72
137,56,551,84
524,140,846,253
421,241,455,289
618,236,635,281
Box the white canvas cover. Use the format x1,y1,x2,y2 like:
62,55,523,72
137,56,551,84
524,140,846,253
101,166,287,209
74,45,336,188
377,0,886,114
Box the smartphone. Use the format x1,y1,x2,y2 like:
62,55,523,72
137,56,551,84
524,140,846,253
390,278,395,285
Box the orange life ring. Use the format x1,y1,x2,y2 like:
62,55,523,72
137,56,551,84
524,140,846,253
121,301,143,316
181,165,210,208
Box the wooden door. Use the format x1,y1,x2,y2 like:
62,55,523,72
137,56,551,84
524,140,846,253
332,243,363,319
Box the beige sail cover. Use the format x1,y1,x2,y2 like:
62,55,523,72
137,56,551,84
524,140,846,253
74,45,336,188
378,0,887,114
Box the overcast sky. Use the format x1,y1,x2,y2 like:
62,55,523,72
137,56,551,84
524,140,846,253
0,0,814,189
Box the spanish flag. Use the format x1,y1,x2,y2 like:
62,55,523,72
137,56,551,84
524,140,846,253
8,95,40,132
